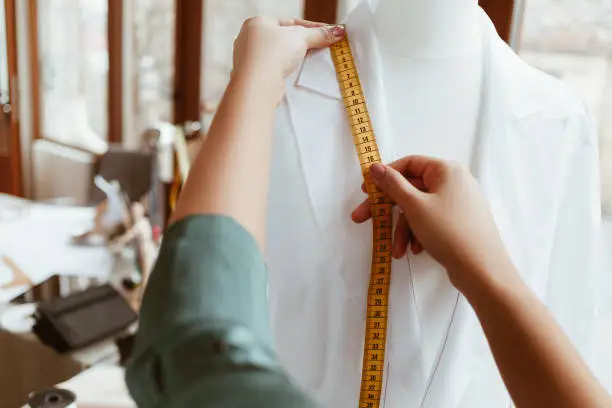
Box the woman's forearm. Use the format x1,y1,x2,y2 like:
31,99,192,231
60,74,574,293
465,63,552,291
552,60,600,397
464,265,611,408
170,65,283,249
169,18,342,250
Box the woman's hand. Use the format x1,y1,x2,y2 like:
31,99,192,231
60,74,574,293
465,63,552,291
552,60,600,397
232,17,345,85
351,156,517,291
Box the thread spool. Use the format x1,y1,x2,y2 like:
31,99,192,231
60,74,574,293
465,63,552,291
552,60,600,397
28,388,76,408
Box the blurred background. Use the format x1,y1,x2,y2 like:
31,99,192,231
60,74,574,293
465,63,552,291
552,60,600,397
0,1,611,407
0,0,610,210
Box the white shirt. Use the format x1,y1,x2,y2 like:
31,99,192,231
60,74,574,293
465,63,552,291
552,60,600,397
267,3,601,407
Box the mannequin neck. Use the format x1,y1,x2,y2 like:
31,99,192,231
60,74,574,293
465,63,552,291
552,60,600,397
372,0,481,58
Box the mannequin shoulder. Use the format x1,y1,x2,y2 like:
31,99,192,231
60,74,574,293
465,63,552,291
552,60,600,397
507,54,595,145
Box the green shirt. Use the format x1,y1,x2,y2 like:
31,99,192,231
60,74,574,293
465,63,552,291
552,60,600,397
126,215,317,408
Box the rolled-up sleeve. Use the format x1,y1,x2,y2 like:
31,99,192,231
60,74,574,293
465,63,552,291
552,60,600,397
126,215,315,408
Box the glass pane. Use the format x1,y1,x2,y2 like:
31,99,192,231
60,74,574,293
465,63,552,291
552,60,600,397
519,0,612,391
128,0,176,144
201,0,303,130
519,0,612,213
0,0,9,100
38,0,108,153
0,0,9,156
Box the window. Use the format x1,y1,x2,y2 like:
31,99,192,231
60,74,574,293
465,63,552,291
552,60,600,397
0,0,9,156
0,0,8,100
125,0,176,148
200,0,303,130
519,0,612,391
518,0,612,214
37,0,109,153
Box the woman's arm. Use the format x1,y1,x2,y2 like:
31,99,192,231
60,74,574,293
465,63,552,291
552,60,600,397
127,18,344,408
467,263,610,408
170,17,345,249
352,159,611,408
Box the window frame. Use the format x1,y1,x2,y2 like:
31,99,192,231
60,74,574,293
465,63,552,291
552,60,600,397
108,0,123,144
478,0,517,45
28,0,123,151
304,0,337,24
0,0,23,196
172,0,203,126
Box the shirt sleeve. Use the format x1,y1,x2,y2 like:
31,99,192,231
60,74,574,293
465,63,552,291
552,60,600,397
125,215,316,408
545,106,602,365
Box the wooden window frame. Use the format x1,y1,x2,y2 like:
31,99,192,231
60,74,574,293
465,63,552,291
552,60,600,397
107,0,123,144
479,0,516,44
27,0,40,147
304,0,337,24
27,0,124,150
2,0,23,196
159,0,203,225
172,0,203,126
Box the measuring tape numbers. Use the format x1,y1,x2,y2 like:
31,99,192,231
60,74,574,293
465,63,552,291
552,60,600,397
330,37,394,408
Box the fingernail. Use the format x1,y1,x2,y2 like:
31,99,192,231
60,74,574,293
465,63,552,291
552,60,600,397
370,163,386,180
329,24,345,38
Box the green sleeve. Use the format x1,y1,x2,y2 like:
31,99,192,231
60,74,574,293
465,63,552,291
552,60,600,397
125,215,316,408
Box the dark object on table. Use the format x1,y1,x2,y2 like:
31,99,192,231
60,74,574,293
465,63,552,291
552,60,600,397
90,147,154,204
33,284,137,353
11,274,101,304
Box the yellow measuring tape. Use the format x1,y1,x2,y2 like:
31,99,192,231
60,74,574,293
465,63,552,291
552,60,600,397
331,37,393,408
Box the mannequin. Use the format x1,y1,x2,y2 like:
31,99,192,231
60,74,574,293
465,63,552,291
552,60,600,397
373,0,486,380
373,0,480,57
266,1,600,406
373,0,483,166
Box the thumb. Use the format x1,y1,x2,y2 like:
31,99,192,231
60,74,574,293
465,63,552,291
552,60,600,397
370,163,424,207
305,25,346,49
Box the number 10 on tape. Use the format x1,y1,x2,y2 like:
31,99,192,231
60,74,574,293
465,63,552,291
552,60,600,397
330,37,393,408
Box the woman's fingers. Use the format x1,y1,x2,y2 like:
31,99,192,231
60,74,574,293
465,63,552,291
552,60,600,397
278,18,345,48
386,155,445,179
357,154,446,194
412,240,424,255
361,175,426,194
352,192,424,257
409,229,424,255
278,18,327,28
304,25,345,48
355,206,422,258
353,170,425,224
370,164,424,208
351,198,371,223
393,216,410,259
